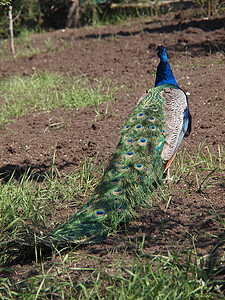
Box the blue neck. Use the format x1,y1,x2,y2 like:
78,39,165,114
155,60,179,87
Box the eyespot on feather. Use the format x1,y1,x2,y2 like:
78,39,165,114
113,187,123,195
125,151,134,158
135,124,142,131
126,138,133,145
119,165,127,172
135,164,143,170
111,178,119,184
149,117,155,122
137,113,144,119
138,138,147,146
95,210,105,217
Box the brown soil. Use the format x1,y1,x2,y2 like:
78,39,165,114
0,11,225,287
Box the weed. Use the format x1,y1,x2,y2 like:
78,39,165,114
44,37,56,52
214,43,225,57
195,0,225,16
44,118,68,132
173,143,224,194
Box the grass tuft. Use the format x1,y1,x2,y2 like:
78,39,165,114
173,143,224,193
0,155,104,244
0,144,224,298
0,71,117,126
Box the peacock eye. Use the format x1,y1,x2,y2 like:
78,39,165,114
126,151,134,158
111,178,119,184
135,164,143,170
95,210,105,216
135,124,142,131
119,165,127,172
113,187,123,195
126,138,133,145
137,113,144,118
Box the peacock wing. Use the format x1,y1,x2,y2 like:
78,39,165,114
160,87,190,169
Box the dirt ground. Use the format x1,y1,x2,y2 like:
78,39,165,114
0,10,225,286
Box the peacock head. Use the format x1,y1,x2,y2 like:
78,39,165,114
155,45,179,87
156,46,168,62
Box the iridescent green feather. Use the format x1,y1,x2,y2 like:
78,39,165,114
41,84,179,245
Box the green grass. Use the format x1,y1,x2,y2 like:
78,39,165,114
173,143,225,193
0,155,104,240
0,248,220,299
0,143,224,298
0,28,49,61
0,71,117,126
0,69,224,298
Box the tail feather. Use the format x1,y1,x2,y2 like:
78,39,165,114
5,46,191,247
46,84,171,245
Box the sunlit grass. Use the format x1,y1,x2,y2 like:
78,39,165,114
0,71,117,126
0,28,42,61
0,240,222,298
0,68,224,298
173,143,224,193
0,143,224,298
0,155,104,238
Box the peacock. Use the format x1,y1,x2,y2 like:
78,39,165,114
39,45,192,246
